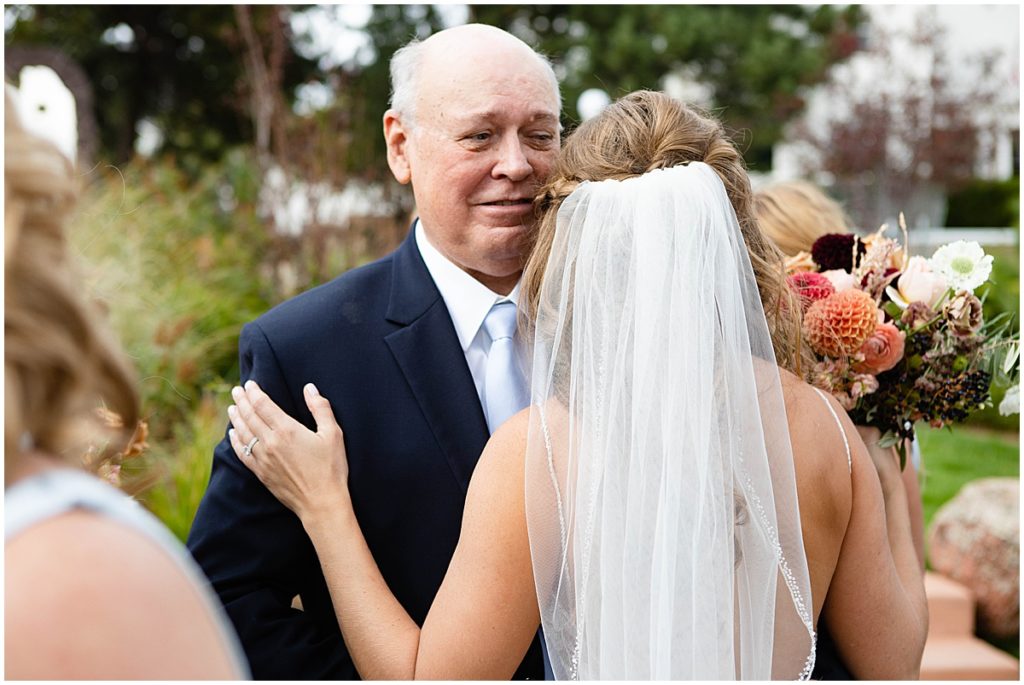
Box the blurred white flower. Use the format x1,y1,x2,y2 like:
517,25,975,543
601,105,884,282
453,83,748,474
821,268,856,293
930,241,993,293
998,384,1019,416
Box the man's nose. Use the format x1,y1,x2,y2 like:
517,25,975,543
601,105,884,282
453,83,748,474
491,135,533,181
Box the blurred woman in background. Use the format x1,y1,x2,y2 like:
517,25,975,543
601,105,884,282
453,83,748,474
4,88,247,679
754,179,853,258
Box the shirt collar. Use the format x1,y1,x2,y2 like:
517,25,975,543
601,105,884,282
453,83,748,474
416,220,520,352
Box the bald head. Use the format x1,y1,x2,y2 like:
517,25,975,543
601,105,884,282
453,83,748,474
389,23,561,126
381,23,562,294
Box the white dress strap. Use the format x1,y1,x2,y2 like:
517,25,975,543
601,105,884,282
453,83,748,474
811,387,852,473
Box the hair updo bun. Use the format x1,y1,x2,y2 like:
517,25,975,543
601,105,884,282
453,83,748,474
524,90,812,376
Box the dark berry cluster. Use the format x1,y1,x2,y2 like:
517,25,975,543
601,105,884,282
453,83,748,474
925,370,992,423
905,331,935,357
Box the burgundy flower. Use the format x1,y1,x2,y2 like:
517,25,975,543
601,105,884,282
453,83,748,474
812,233,866,272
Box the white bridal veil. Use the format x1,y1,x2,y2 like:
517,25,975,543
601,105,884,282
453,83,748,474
524,163,816,680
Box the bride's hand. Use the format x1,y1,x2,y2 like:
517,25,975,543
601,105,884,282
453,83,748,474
228,381,349,521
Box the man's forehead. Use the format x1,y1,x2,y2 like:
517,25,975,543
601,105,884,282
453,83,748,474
422,71,558,118
450,108,560,125
417,41,559,106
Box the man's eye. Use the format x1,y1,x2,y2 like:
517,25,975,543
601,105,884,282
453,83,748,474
466,132,491,142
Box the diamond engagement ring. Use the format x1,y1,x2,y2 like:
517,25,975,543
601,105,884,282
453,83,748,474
244,436,260,458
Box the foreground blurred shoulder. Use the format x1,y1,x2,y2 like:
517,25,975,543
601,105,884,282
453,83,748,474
5,510,240,679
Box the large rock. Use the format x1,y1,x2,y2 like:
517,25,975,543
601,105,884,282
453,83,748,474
929,478,1019,639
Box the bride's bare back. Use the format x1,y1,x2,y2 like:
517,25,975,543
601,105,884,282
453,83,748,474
420,368,923,679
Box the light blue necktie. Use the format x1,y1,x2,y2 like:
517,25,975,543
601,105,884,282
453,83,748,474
482,301,529,433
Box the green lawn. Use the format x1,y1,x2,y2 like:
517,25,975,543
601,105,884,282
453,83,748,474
917,425,1020,528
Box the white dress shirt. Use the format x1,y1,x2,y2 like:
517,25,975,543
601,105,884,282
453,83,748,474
415,221,521,407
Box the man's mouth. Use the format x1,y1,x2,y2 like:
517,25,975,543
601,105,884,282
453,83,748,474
481,199,532,207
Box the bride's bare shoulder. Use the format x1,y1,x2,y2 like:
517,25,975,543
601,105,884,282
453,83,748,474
470,402,567,505
464,408,533,511
483,407,531,464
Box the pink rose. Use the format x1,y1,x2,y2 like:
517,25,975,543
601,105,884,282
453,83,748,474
853,322,906,374
893,256,948,308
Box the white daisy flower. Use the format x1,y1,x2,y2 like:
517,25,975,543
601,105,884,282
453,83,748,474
929,240,994,292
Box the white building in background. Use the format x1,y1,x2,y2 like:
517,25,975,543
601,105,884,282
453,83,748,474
9,65,78,163
769,5,1019,191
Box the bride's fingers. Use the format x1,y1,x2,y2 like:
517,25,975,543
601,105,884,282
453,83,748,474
228,406,269,471
303,383,341,437
229,427,259,474
233,384,273,440
227,404,253,447
229,403,271,466
244,380,295,433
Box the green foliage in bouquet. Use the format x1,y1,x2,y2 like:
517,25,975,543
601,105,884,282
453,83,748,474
849,294,1016,462
963,245,1018,432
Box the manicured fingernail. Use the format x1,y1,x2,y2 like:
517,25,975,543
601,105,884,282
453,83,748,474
305,383,319,397
228,405,237,417
231,386,242,400
229,428,236,440
244,380,256,391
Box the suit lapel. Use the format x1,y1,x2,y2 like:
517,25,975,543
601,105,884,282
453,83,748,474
384,230,490,493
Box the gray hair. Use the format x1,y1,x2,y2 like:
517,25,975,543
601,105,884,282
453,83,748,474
388,38,426,125
388,32,562,127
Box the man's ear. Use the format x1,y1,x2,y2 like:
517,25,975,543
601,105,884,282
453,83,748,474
383,109,412,185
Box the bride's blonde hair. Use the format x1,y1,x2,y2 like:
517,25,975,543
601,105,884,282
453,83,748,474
5,89,139,478
523,90,812,376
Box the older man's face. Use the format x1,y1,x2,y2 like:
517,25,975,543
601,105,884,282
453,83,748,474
387,49,560,293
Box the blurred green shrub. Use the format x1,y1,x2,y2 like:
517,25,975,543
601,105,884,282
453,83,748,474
71,150,405,537
72,149,272,438
70,150,276,535
945,177,1020,228
132,388,234,542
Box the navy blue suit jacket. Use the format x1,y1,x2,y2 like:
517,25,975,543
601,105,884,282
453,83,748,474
187,230,545,679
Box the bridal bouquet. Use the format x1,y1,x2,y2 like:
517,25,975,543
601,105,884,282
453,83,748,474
785,216,1019,466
